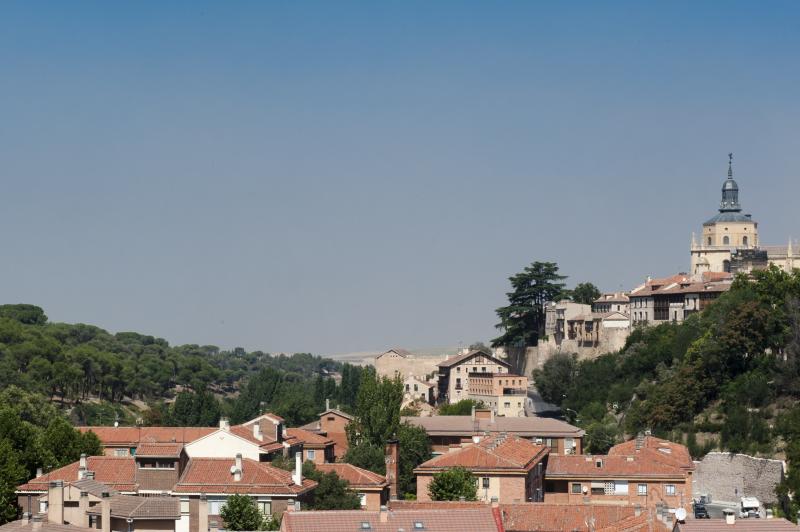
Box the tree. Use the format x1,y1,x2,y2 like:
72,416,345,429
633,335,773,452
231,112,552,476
0,439,27,524
492,261,568,347
345,368,403,449
571,282,601,305
532,353,577,405
220,494,265,531
438,399,483,416
428,467,477,501
396,423,432,497
309,471,361,510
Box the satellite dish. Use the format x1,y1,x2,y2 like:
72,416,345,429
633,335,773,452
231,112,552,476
675,508,687,521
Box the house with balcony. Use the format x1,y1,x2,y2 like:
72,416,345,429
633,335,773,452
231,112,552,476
436,349,511,405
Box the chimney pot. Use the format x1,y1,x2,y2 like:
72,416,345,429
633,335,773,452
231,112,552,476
36,468,43,478
292,451,303,486
219,417,230,431
379,505,388,523
325,398,330,410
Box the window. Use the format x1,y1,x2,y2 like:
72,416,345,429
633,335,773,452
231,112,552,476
180,499,190,514
590,482,604,495
613,481,628,495
413,384,418,392
665,484,676,496
707,237,712,245
327,416,335,421
481,367,486,373
504,402,511,408
743,236,748,246
358,493,367,507
456,367,460,373
405,384,410,391
256,501,271,516
114,448,128,457
482,477,490,488
307,450,316,460
604,481,615,495
723,236,730,245
571,483,582,494
208,499,227,515
413,523,425,530
595,459,603,468
638,484,647,496
360,522,371,530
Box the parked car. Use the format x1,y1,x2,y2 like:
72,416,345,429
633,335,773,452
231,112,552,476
693,500,710,519
739,496,761,518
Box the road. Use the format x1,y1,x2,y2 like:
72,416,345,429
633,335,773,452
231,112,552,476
525,385,561,417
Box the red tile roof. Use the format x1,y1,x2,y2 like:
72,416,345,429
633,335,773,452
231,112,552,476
174,457,315,496
500,503,637,532
281,508,501,532
328,432,349,459
17,457,137,493
135,442,183,457
546,454,686,479
608,436,694,472
314,463,387,490
78,427,215,446
675,518,799,531
285,428,333,448
226,425,299,452
416,434,547,472
388,500,487,510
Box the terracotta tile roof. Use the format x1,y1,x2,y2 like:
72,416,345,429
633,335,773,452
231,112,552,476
628,273,731,298
403,415,584,438
596,512,653,532
284,428,333,448
500,503,637,532
314,463,387,489
594,292,630,304
86,495,180,519
78,427,215,446
545,454,686,479
173,457,315,496
281,508,501,532
416,434,547,472
227,425,298,452
0,519,93,532
135,443,183,457
317,408,355,421
70,479,118,498
438,350,510,369
608,436,694,472
675,519,799,531
17,457,137,493
298,420,321,432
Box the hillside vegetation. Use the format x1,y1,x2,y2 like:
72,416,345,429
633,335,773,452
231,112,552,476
534,266,800,518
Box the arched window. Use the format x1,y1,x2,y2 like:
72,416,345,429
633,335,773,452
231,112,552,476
707,237,712,246
723,236,730,245
743,236,748,246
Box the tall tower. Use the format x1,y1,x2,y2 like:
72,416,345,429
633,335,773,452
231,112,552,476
690,154,758,274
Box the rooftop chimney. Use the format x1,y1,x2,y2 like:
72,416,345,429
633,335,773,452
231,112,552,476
78,491,90,528
385,439,400,501
219,418,230,431
48,480,64,524
724,509,735,525
292,451,303,486
471,404,476,421
31,514,42,531
253,423,263,441
233,454,243,482
101,492,111,532
286,499,295,513
379,505,388,523
490,409,495,424
325,398,330,411
36,468,43,478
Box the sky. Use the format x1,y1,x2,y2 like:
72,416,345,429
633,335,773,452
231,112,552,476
2,2,799,356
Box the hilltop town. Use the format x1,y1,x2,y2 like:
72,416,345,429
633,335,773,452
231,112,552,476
1,161,799,531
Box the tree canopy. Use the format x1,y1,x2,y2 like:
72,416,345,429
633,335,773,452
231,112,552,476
570,282,601,305
428,467,477,501
492,261,568,347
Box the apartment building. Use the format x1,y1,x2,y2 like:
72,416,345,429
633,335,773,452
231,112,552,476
466,373,528,418
436,350,511,405
592,292,630,314
414,434,548,504
543,436,694,514
629,272,732,326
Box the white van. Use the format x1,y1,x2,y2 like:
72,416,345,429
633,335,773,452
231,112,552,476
739,497,760,518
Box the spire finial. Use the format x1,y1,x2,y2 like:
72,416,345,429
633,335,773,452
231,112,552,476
728,153,733,178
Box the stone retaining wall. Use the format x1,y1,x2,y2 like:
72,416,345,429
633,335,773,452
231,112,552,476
693,452,785,505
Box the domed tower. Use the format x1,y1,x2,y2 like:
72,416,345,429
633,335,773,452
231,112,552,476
691,154,758,274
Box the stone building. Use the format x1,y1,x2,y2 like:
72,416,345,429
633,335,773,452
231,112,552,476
690,155,798,275
436,350,511,405
629,272,732,326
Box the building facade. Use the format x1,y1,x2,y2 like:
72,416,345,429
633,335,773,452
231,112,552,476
436,350,511,405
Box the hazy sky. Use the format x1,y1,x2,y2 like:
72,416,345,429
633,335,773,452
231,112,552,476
2,2,799,355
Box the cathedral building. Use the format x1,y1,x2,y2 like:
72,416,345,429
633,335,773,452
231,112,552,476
690,155,797,275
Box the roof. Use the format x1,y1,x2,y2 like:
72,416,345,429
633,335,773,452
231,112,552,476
545,454,687,479
86,495,180,520
416,434,548,472
70,479,118,498
608,436,694,472
173,457,316,495
314,463,387,489
704,211,754,224
226,425,299,452
285,428,333,448
676,519,799,531
387,501,487,511
402,415,584,438
17,457,137,493
500,503,637,532
328,432,349,460
317,408,355,421
0,519,92,532
594,292,630,304
281,508,501,532
78,427,215,446
438,350,510,369
376,348,414,359
135,442,183,457
628,273,731,299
